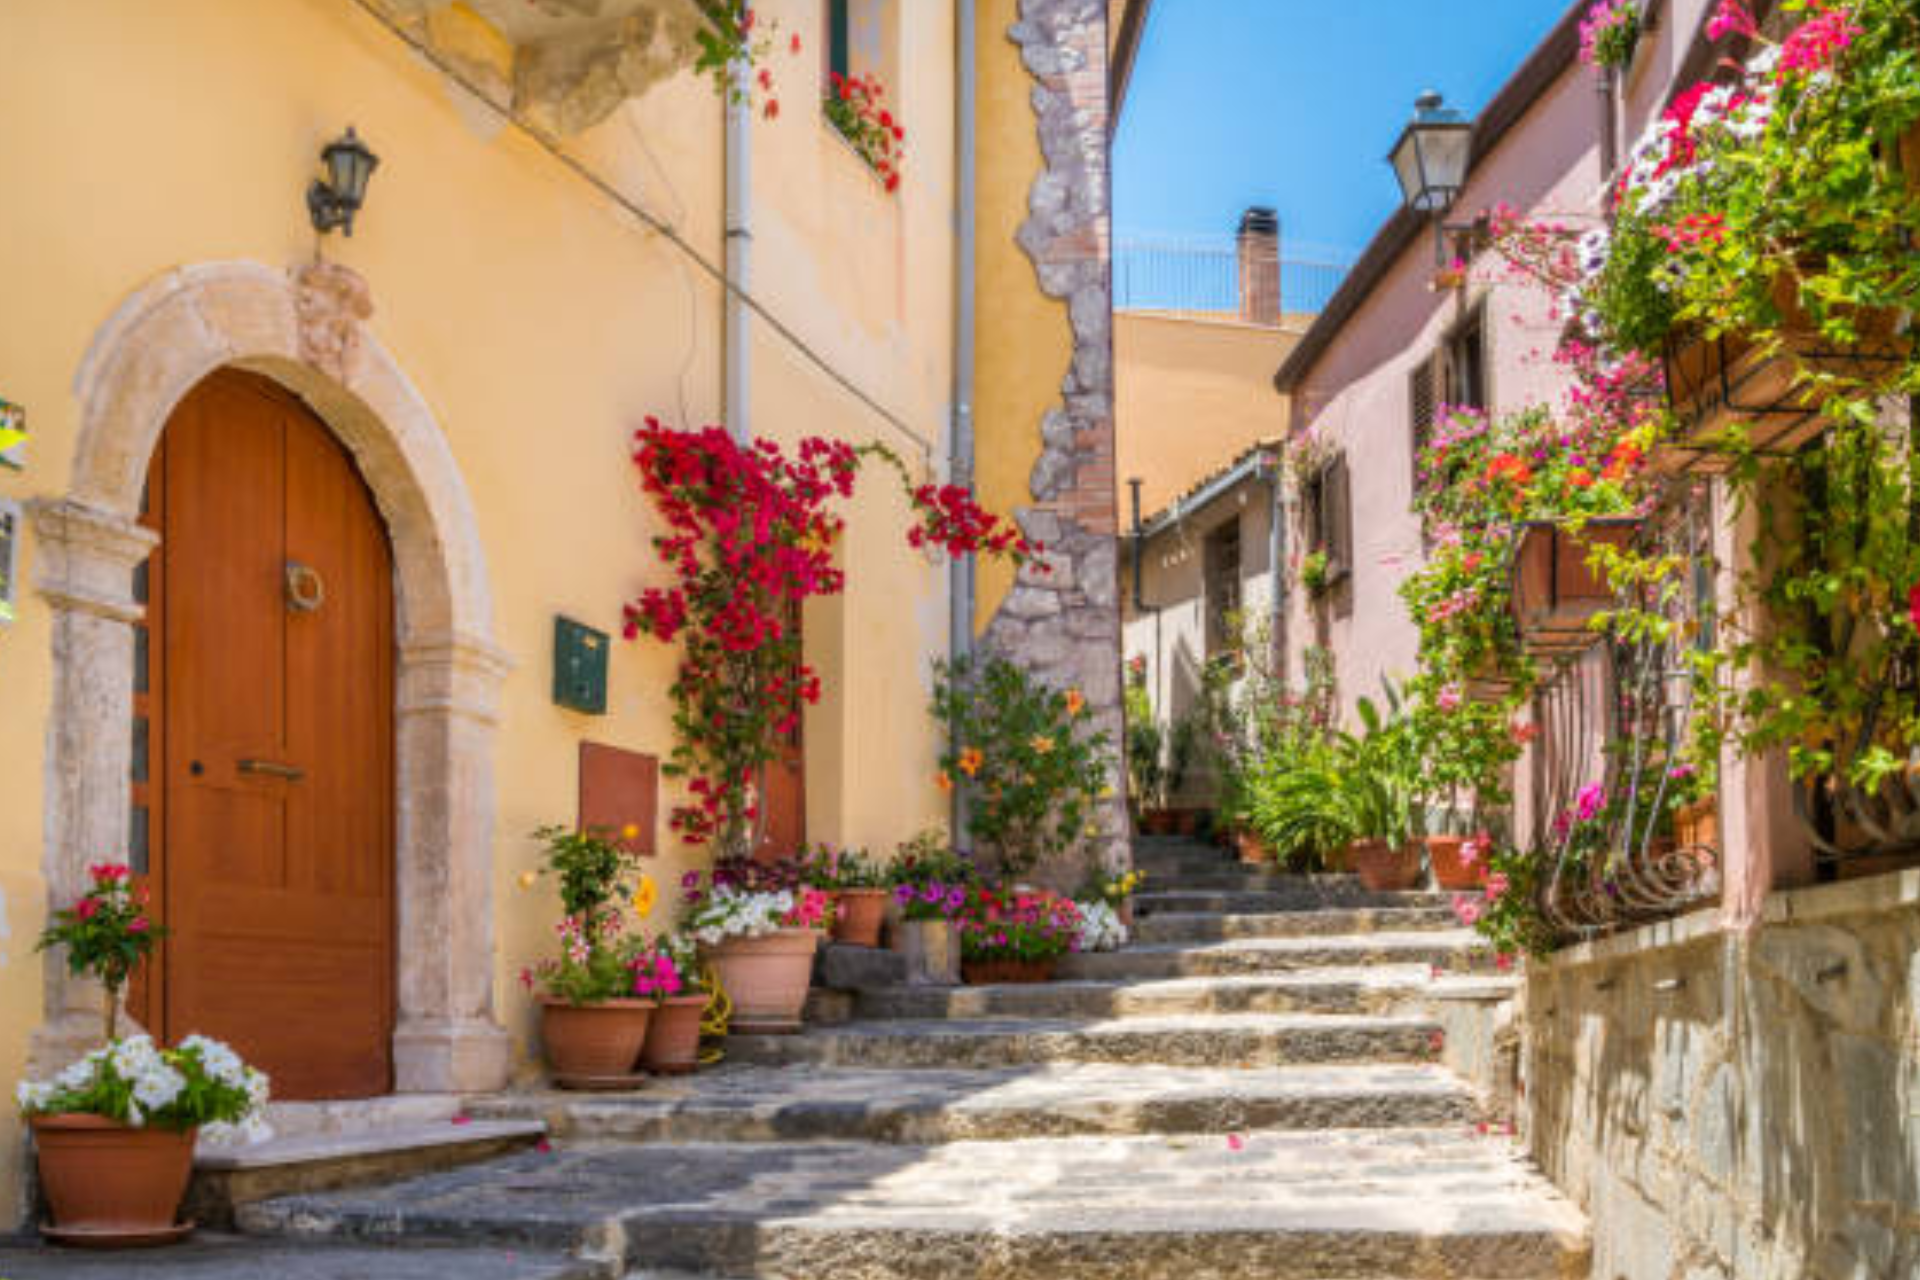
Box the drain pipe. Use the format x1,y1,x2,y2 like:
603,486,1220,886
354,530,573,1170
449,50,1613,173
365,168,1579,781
949,0,978,842
1267,450,1287,684
725,55,752,444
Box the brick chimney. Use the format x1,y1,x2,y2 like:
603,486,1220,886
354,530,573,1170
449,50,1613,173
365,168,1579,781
1236,207,1281,326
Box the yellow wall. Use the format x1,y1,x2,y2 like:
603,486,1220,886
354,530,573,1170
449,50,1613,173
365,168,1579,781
1115,312,1297,516
971,0,1069,628
0,0,953,1221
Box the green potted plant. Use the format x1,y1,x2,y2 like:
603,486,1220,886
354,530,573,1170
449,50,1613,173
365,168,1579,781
933,657,1110,882
954,886,1081,985
801,845,890,948
636,932,709,1075
523,825,655,1085
683,859,831,1034
885,831,973,986
20,862,269,1245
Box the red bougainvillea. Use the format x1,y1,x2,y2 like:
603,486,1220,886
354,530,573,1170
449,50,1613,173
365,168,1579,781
622,419,1038,853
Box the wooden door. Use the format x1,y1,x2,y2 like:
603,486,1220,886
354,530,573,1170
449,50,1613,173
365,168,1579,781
144,370,396,1099
756,607,806,862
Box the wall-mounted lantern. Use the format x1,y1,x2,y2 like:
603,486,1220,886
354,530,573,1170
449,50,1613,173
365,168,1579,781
306,127,380,237
1387,91,1476,264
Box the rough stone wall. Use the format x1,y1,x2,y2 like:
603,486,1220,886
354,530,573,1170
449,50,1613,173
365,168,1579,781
1524,872,1920,1280
981,0,1128,879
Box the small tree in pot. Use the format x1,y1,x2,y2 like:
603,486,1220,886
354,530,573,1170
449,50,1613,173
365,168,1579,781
20,862,269,1245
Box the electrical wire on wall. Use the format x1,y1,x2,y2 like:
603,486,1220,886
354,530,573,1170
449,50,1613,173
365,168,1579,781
345,0,937,463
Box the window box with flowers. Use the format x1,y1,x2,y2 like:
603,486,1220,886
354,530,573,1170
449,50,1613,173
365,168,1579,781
823,69,905,192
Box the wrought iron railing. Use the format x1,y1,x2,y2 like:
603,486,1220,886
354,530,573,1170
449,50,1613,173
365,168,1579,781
1529,497,1723,942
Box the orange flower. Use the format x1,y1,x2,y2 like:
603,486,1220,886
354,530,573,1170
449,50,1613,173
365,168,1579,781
1484,453,1533,487
958,747,984,777
1030,735,1055,755
935,772,954,793
1064,689,1086,716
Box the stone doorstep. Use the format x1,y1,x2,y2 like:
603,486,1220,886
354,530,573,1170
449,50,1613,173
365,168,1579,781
185,1119,548,1230
1056,931,1495,981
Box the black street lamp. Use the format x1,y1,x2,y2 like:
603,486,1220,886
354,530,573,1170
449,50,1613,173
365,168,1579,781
1386,92,1475,263
307,127,380,237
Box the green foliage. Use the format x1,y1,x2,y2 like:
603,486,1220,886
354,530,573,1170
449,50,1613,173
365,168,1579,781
933,657,1110,878
798,845,889,890
1122,673,1166,810
530,825,642,937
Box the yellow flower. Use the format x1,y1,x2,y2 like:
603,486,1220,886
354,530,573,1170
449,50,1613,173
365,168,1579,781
1031,735,1055,755
1064,689,1085,716
517,870,538,890
632,874,658,918
1099,786,1115,800
958,747,985,777
621,823,642,843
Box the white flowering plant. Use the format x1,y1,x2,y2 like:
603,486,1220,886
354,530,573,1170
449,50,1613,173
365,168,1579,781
16,1034,270,1141
1072,899,1128,953
681,882,829,947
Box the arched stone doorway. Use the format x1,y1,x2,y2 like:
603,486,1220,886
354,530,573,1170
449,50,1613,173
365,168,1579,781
29,260,512,1093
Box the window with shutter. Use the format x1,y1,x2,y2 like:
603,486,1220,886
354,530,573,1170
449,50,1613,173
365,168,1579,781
1409,356,1438,492
1326,454,1353,579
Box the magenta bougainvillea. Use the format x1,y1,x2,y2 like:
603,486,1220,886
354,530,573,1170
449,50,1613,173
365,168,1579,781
622,419,1039,853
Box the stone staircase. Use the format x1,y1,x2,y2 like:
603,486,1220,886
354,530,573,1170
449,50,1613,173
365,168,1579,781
4,836,1586,1279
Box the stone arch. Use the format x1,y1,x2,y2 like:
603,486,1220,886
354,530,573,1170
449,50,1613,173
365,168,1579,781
31,260,511,1092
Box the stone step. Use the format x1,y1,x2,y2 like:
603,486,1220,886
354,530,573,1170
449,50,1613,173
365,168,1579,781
1141,870,1454,898
0,1238,609,1279
1135,888,1452,916
853,967,1446,1019
238,1131,1590,1279
1058,930,1491,981
185,1118,549,1228
466,1062,1481,1144
722,1012,1444,1070
1133,906,1460,943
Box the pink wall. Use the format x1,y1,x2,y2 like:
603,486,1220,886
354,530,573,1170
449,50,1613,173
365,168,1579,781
1283,56,1603,727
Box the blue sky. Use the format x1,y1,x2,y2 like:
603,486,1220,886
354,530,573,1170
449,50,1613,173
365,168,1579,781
1113,0,1572,258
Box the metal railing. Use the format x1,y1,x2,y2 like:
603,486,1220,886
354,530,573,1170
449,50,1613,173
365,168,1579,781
1113,236,1353,322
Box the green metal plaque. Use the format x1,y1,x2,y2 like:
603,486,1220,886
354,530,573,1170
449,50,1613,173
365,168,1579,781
552,615,609,715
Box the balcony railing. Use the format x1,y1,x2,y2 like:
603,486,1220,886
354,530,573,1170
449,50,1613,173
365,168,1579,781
1113,237,1352,326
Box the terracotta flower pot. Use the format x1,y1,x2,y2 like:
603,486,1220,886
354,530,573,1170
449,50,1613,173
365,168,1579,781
1350,840,1422,891
1235,829,1271,865
1674,799,1719,852
705,928,818,1034
888,916,961,986
961,957,1057,985
1172,809,1200,836
1426,835,1486,891
640,993,710,1075
31,1114,196,1242
831,888,888,947
1139,810,1177,835
540,998,654,1082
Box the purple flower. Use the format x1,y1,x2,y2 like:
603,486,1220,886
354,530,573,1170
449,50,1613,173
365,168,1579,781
894,884,915,904
919,885,942,904
682,870,702,889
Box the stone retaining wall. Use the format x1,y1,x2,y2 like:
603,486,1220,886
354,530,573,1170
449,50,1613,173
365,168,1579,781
1524,871,1920,1280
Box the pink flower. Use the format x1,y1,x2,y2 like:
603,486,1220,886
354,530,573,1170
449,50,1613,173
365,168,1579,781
1226,1134,1245,1152
1436,685,1463,712
1486,872,1511,901
128,916,149,934
1495,952,1516,973
1452,895,1484,927
1575,783,1607,823
1779,4,1860,77
74,897,100,921
1707,0,1759,41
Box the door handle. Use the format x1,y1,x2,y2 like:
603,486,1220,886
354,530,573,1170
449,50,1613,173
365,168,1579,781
238,758,305,781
